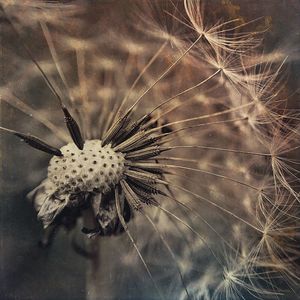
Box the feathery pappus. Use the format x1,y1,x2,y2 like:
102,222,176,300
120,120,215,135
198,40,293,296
1,1,299,299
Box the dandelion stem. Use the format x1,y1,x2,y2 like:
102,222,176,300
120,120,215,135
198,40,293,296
117,41,168,117
0,5,64,105
0,91,69,142
39,20,76,104
156,204,223,266
155,118,247,142
125,34,203,114
1,6,85,149
147,68,221,116
164,193,239,253
159,163,259,191
162,181,263,234
161,145,271,157
153,102,255,130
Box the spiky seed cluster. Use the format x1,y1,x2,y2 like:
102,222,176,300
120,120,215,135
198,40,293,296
48,140,125,193
34,111,165,231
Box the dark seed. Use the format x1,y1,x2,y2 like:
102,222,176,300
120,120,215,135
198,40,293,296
62,106,84,150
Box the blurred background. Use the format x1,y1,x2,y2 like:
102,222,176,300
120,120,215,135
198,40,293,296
1,1,299,299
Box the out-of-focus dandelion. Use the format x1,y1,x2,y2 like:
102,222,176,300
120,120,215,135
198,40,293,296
1,0,299,299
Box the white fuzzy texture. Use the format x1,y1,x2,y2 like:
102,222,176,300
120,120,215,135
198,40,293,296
48,140,125,193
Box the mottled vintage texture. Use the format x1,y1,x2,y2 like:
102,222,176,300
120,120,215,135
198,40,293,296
1,1,300,300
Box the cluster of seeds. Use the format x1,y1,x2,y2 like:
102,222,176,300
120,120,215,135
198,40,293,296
48,140,125,194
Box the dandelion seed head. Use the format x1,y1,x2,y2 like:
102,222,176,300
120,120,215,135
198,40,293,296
47,140,125,194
